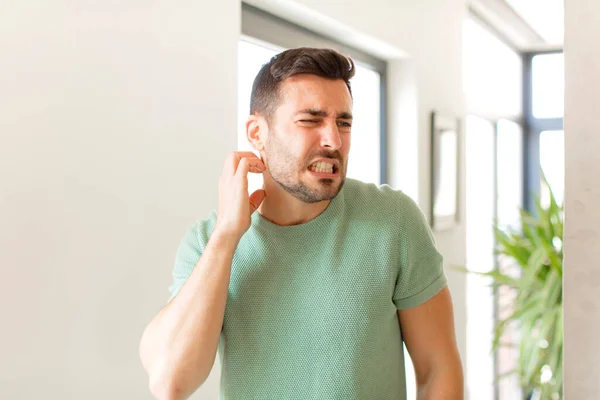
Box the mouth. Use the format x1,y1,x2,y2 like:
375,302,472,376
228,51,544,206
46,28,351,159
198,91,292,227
307,159,340,177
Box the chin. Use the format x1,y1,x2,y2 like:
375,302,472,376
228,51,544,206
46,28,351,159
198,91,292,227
309,177,345,201
274,171,345,203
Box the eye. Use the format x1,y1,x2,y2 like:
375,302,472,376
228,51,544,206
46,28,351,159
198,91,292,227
299,119,319,123
337,121,352,127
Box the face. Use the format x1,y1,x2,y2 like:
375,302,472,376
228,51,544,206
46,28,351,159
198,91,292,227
262,74,353,203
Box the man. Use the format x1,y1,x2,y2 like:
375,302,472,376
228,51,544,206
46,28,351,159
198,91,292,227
139,47,464,400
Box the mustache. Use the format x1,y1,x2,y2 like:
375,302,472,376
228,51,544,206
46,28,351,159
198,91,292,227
308,150,343,163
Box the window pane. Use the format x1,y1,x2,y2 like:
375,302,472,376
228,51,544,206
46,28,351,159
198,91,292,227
496,119,524,400
540,130,564,207
346,64,381,185
463,18,523,119
497,119,523,230
238,38,382,190
465,115,495,400
532,53,564,119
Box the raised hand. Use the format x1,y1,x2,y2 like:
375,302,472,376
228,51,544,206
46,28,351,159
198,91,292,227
214,152,266,240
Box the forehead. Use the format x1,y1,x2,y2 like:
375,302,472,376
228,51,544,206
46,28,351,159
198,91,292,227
276,74,352,113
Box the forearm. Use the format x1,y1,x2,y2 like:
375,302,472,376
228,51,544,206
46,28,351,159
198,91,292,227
140,230,239,399
416,362,464,400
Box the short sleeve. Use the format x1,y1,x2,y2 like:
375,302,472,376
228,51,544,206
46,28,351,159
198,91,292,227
167,222,205,302
392,193,447,309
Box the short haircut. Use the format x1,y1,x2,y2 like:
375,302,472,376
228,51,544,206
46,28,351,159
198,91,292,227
249,47,355,120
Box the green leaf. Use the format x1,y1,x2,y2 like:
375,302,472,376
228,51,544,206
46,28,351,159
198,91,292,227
494,368,518,382
455,172,563,396
544,271,562,308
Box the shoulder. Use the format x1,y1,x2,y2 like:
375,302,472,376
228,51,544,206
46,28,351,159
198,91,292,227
342,179,424,222
178,210,218,251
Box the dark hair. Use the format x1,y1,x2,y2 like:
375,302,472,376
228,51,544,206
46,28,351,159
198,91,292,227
249,47,355,120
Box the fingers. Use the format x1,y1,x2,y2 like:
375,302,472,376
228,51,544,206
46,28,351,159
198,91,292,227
246,158,267,174
236,157,251,181
224,152,265,177
249,189,266,212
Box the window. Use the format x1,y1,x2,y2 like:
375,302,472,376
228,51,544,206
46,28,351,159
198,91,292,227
345,66,381,185
539,130,564,207
465,116,525,400
465,116,496,400
496,119,524,400
239,5,387,193
464,7,564,400
463,17,523,120
532,53,564,119
523,51,564,212
497,120,524,231
464,14,525,400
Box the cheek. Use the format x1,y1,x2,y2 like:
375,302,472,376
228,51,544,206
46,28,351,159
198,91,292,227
267,132,303,163
342,133,352,152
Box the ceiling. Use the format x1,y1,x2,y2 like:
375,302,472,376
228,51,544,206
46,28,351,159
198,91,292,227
469,0,564,52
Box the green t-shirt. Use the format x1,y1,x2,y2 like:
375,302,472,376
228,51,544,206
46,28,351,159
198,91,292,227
169,179,447,400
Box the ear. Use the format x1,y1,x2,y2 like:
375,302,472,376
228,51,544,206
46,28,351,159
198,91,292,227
246,115,267,151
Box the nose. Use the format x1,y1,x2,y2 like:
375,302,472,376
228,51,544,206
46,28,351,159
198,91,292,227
320,121,343,150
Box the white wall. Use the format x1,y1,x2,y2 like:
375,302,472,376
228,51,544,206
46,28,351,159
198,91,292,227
0,1,238,398
564,0,600,397
1,0,468,399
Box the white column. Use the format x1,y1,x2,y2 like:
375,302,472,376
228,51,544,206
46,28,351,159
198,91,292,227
564,0,600,397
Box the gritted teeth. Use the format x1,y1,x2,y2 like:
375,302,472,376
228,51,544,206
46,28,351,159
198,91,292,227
309,161,336,174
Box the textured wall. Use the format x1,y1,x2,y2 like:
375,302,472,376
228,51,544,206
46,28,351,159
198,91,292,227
564,0,600,397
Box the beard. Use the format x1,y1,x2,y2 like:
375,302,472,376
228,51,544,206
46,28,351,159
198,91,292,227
264,130,346,204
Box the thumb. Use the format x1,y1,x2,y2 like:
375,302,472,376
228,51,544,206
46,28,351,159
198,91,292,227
249,189,266,212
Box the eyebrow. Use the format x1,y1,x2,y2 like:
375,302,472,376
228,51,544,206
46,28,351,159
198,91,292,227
295,108,353,120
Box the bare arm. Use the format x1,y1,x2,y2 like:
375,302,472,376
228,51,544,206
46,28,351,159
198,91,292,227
398,286,464,400
139,152,266,400
139,230,239,400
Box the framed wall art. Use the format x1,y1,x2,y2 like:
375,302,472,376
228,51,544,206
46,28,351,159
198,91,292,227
430,110,460,231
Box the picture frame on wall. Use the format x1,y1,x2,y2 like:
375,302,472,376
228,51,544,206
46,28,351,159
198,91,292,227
430,110,460,231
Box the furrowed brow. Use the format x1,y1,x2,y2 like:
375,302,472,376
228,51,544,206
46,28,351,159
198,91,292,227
295,108,329,117
295,109,353,119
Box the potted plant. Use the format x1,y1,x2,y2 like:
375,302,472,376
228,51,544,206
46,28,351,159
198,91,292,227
461,179,563,399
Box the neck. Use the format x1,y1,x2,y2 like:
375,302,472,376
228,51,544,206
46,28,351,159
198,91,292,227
257,179,331,226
